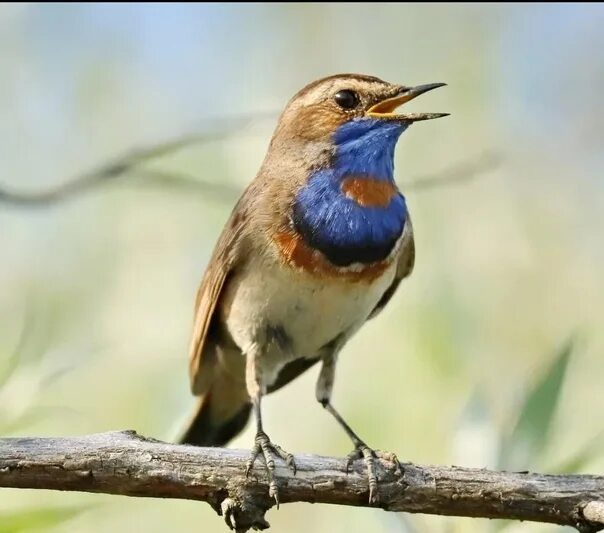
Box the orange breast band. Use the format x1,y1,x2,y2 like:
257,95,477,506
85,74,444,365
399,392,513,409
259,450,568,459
340,176,398,208
273,229,392,283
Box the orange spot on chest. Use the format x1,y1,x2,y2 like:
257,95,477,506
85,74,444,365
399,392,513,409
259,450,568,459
341,176,398,208
273,229,392,283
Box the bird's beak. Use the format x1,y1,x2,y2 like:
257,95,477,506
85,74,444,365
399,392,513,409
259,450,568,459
367,83,449,122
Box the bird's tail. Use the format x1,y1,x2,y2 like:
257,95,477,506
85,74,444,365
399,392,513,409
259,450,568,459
179,365,251,447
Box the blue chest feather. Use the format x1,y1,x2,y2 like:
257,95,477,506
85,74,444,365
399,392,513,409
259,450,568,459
292,119,409,267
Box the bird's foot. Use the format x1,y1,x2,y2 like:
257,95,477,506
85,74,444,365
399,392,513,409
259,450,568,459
245,430,296,508
346,443,402,504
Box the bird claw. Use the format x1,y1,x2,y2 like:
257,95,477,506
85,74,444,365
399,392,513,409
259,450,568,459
379,450,404,476
221,498,239,531
345,444,401,504
220,497,270,531
246,430,296,508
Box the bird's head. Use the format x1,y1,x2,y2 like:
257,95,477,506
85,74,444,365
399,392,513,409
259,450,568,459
262,75,447,268
271,73,448,167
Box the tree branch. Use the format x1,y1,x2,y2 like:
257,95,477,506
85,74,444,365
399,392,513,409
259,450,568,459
1,431,603,532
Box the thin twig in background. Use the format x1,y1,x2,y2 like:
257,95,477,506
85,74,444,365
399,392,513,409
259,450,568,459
127,150,501,199
403,151,502,192
0,110,501,207
0,431,603,533
0,113,274,207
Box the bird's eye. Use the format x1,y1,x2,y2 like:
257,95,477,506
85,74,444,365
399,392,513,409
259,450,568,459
334,90,359,110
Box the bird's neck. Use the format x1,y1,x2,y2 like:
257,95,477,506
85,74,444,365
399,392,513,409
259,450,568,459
292,119,408,267
331,118,408,180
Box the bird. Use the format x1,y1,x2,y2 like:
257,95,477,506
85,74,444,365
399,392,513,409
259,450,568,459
179,73,447,510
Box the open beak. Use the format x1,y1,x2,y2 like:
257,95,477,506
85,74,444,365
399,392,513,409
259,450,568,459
367,83,449,122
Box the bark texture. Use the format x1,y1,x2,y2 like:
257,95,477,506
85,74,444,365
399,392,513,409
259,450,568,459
0,431,602,532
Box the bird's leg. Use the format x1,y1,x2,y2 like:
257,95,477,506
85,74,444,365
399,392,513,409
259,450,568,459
316,354,400,504
244,343,295,508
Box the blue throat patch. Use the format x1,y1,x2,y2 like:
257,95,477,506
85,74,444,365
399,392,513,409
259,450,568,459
293,118,409,266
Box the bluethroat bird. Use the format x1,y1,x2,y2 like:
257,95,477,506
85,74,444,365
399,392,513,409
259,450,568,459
180,73,447,507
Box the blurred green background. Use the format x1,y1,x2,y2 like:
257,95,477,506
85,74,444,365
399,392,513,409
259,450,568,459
1,3,603,532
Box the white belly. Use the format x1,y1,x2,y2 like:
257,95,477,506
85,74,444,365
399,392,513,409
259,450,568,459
221,254,396,386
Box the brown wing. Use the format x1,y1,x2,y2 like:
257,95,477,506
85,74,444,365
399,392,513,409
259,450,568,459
368,217,415,320
188,201,248,395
